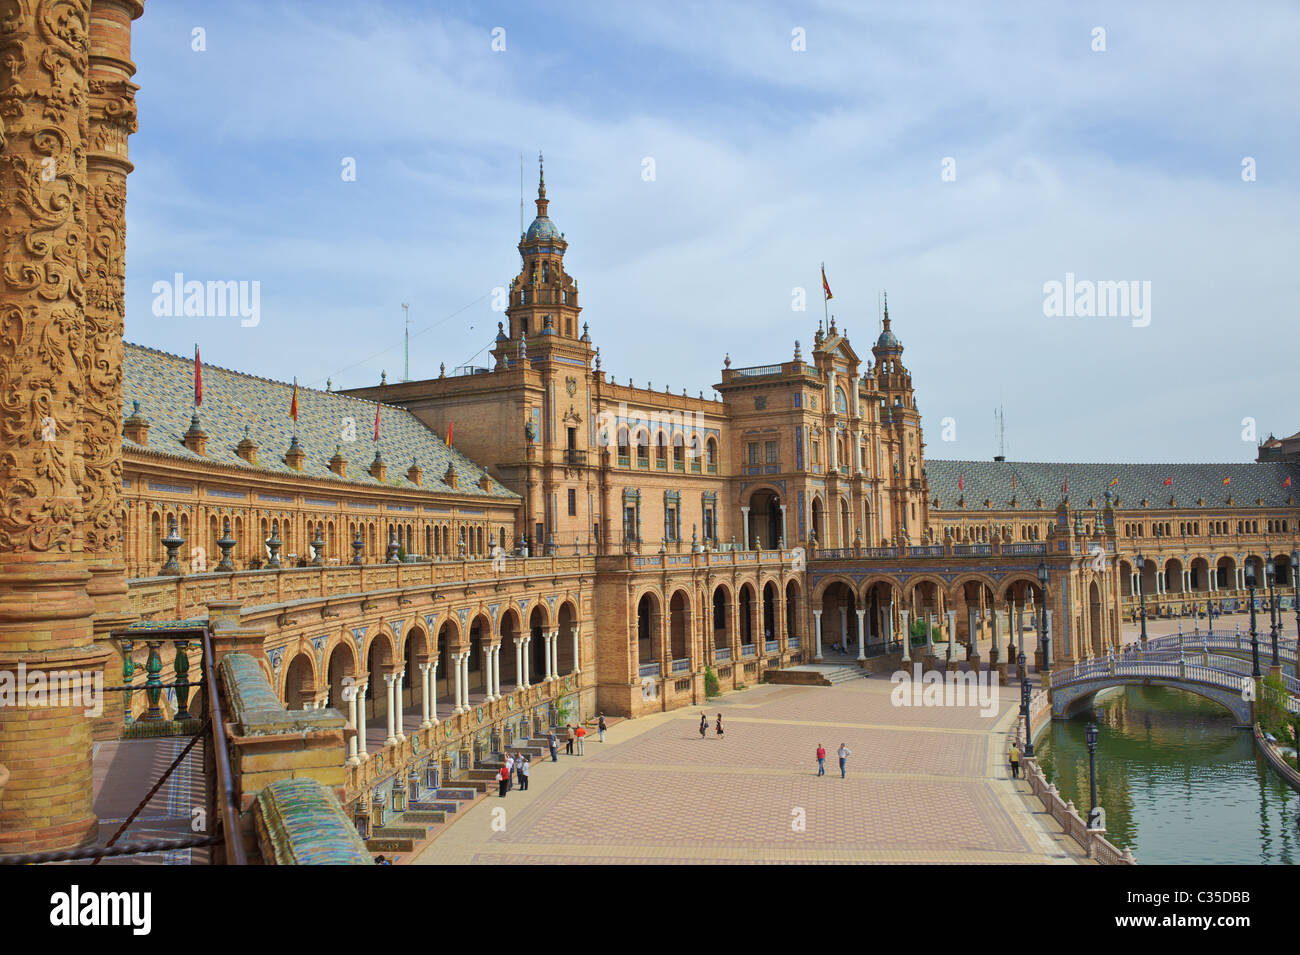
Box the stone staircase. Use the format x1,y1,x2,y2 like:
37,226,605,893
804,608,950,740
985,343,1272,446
767,663,868,687
366,743,555,862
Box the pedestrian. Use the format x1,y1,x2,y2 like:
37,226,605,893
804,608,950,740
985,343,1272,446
1009,743,1020,779
498,764,509,797
598,713,607,743
520,755,530,791
505,753,515,792
715,713,724,738
548,730,558,762
565,724,575,755
575,724,586,755
837,742,851,778
816,743,826,776
699,712,708,739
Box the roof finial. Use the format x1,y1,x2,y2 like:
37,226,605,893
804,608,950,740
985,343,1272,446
535,150,549,216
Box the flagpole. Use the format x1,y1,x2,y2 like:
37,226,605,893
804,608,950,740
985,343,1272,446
821,262,829,327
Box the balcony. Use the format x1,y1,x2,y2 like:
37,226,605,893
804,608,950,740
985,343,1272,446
638,662,661,679
565,449,587,467
714,647,732,662
671,657,691,674
764,640,779,654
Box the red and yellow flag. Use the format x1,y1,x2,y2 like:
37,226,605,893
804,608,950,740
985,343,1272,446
1223,476,1231,486
1163,476,1172,487
1285,476,1293,488
373,403,380,442
289,379,298,421
1108,477,1119,488
194,345,202,407
821,265,832,301
446,421,453,447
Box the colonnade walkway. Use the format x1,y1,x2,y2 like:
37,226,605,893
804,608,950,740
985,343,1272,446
411,671,1090,865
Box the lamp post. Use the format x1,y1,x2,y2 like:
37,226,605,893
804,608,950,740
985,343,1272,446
1292,550,1300,649
1267,555,1280,669
1018,649,1033,758
1085,722,1102,830
1247,564,1261,679
1136,554,1149,648
1037,561,1051,673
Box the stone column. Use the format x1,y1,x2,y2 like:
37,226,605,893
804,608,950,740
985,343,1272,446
0,0,120,857
492,643,502,698
356,680,369,757
571,624,580,674
741,507,750,550
384,673,398,745
394,669,406,742
550,629,559,679
514,637,524,689
84,0,145,730
840,606,848,652
346,685,361,765
479,642,492,700
813,609,824,660
856,609,866,661
419,663,431,728
945,611,958,670
779,505,788,545
897,608,908,662
521,636,531,688
452,653,465,713
429,658,439,724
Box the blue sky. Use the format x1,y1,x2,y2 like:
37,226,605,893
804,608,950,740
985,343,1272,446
124,0,1300,462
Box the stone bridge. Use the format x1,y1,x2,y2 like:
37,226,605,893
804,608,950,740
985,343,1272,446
1049,648,1300,726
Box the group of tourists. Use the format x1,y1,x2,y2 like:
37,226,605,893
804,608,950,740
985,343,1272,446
699,712,724,738
497,753,531,796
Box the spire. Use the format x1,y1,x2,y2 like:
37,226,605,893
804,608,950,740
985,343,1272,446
882,290,890,330
536,150,548,217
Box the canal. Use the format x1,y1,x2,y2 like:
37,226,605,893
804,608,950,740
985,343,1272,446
1034,685,1299,864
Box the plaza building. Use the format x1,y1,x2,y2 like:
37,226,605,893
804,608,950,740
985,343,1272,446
1,1,1296,860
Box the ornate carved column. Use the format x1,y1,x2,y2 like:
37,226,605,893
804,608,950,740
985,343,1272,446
82,0,141,734
0,0,115,856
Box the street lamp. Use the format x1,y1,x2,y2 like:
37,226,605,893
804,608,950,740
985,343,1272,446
1037,561,1051,672
1018,649,1033,758
1085,721,1103,830
1136,554,1149,648
1267,555,1279,669
1247,564,1261,678
1291,550,1299,648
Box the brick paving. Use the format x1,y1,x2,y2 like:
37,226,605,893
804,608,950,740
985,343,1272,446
412,673,1090,865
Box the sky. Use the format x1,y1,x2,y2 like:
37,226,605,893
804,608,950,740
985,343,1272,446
123,0,1300,463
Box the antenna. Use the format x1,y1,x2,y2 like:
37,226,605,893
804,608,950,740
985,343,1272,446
402,303,410,381
995,405,1006,461
520,150,525,236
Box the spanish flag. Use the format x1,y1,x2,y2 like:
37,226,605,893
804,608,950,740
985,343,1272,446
446,421,453,447
821,265,832,301
373,402,380,442
289,379,298,421
194,345,202,407
958,473,964,492
1108,477,1119,488
1223,476,1231,486
1163,476,1172,487
1285,476,1293,488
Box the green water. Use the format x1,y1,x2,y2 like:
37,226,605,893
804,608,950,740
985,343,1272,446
1034,686,1300,864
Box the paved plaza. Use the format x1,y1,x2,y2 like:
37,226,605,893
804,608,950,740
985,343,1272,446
413,670,1090,865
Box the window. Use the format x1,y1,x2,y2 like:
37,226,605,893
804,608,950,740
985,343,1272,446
811,441,820,465
706,438,718,472
567,488,577,516
765,441,777,465
834,387,847,414
747,442,760,466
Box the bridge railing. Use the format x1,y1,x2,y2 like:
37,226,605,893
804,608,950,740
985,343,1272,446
1019,757,1135,864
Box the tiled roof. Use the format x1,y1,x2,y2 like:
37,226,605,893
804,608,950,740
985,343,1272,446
123,343,516,500
926,459,1300,510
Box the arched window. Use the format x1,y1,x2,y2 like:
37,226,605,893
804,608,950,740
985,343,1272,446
706,437,718,472
617,426,630,461
672,433,684,469
636,430,649,466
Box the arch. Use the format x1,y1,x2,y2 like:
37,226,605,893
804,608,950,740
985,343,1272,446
282,652,316,710
467,612,492,696
746,486,784,549
712,583,732,653
555,599,579,674
499,608,521,690
784,579,802,645
325,639,356,712
818,579,857,654
528,604,550,681
1216,554,1236,590
810,495,825,543
668,589,690,663
636,591,662,666
761,580,778,646
1164,557,1184,593
1118,559,1133,597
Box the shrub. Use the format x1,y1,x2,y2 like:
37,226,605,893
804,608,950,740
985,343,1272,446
704,666,720,698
